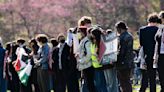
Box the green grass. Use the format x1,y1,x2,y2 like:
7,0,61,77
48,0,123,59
133,85,161,92
133,33,140,50
7,85,161,92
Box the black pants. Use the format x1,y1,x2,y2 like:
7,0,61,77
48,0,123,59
31,68,40,92
117,69,132,92
8,64,20,92
51,72,57,92
67,70,80,92
158,56,164,92
37,68,49,92
55,70,67,92
140,69,156,92
20,82,32,92
55,69,79,92
83,67,96,92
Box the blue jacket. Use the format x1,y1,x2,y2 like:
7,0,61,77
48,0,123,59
0,46,5,70
38,43,49,70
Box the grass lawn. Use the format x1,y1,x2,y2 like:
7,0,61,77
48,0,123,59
7,85,161,92
133,85,161,92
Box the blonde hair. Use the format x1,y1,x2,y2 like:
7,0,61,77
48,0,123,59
159,11,164,18
36,34,48,43
78,16,92,26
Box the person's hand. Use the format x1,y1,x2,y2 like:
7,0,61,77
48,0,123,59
7,57,12,63
75,53,79,59
12,60,16,65
49,60,53,70
3,71,6,79
153,59,158,64
28,53,33,58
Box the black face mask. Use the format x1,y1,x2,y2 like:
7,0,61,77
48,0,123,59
60,39,65,43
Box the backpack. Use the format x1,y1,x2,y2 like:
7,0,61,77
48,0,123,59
83,40,89,56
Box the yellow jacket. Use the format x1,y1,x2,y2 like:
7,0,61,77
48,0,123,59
90,43,102,68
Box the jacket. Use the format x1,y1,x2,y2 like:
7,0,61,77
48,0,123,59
154,25,164,62
52,43,71,72
77,37,92,71
117,31,134,69
38,43,49,70
139,26,158,69
90,43,102,68
0,46,5,69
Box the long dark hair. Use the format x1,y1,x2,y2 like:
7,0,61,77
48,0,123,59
5,42,12,56
29,39,39,55
91,28,102,48
90,28,102,55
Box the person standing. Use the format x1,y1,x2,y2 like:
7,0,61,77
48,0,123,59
16,39,32,92
154,11,164,92
103,29,119,92
50,38,59,92
0,37,7,92
139,13,159,92
4,42,13,92
52,34,73,92
29,39,40,92
8,41,20,92
36,34,50,92
77,26,97,92
115,21,134,92
65,28,80,92
89,28,108,92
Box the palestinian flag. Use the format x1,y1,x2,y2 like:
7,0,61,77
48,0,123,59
17,62,32,86
14,55,27,71
14,47,32,86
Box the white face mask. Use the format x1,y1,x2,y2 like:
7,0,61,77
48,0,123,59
19,44,24,47
38,42,42,47
77,33,82,40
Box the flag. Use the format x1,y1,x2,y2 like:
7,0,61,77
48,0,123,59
14,54,27,71
18,62,32,86
14,47,27,71
14,47,32,86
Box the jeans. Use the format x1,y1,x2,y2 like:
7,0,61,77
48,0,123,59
94,70,108,92
104,68,119,92
133,65,141,85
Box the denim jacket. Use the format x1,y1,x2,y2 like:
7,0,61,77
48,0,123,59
38,43,49,70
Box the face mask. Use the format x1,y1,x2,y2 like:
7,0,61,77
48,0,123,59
77,33,82,40
19,44,24,47
38,42,42,47
60,39,65,43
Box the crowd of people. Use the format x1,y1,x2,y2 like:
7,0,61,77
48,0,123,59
0,11,164,92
